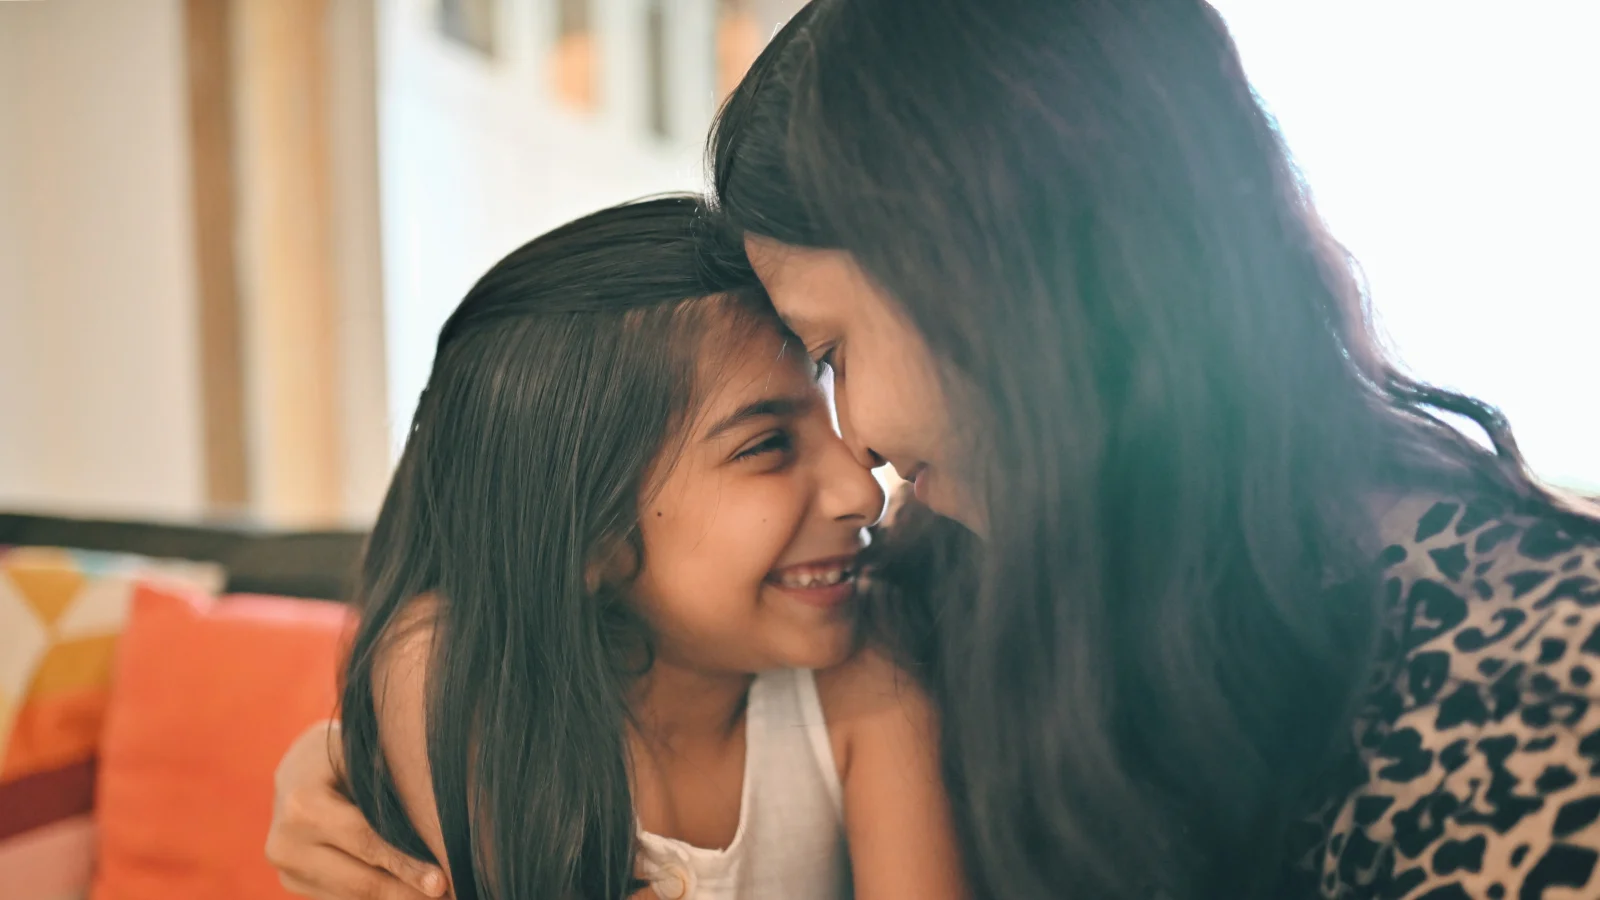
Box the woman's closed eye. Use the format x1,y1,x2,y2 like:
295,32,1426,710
809,344,838,380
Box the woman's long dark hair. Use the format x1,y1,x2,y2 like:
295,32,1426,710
711,3,1596,898
339,196,769,900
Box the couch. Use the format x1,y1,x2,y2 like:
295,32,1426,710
0,511,368,900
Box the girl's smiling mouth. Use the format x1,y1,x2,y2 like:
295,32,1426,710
765,554,859,607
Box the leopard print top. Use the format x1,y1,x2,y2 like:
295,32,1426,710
1298,493,1600,899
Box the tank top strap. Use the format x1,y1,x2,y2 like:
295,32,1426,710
745,668,844,819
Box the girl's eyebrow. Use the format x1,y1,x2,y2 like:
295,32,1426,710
703,395,813,441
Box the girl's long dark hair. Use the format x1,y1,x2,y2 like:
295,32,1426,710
711,3,1596,898
339,196,767,900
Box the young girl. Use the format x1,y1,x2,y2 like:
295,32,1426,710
336,196,968,900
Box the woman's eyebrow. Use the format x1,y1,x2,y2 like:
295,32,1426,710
703,395,813,441
777,313,824,341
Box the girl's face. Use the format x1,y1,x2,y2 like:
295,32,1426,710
630,315,887,674
745,236,981,531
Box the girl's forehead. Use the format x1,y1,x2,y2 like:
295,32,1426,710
690,325,815,430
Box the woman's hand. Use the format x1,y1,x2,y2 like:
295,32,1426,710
265,721,448,900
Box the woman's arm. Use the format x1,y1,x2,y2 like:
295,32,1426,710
265,719,447,900
819,649,970,900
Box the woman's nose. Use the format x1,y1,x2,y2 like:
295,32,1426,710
832,375,882,471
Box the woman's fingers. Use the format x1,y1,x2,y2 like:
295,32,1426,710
268,782,447,897
266,720,446,899
324,800,446,896
275,846,440,900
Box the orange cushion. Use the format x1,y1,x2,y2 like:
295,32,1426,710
91,584,352,900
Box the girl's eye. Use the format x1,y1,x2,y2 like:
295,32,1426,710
734,430,794,463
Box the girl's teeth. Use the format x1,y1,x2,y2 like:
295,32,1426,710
779,568,849,588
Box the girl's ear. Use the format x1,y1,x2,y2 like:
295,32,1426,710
585,535,641,594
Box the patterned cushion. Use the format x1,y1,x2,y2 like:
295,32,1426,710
0,547,224,900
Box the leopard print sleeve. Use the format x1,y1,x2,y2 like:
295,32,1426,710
1311,495,1600,900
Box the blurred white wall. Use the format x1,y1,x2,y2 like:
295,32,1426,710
377,0,797,452
0,0,394,525
0,0,207,519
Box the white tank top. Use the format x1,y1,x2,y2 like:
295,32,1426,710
634,668,851,900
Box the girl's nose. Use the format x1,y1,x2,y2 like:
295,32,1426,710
818,434,887,528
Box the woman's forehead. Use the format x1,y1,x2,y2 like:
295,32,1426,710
744,241,869,329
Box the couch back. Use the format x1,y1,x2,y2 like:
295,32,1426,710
0,512,368,601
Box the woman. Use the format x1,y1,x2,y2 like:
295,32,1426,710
269,2,1600,898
